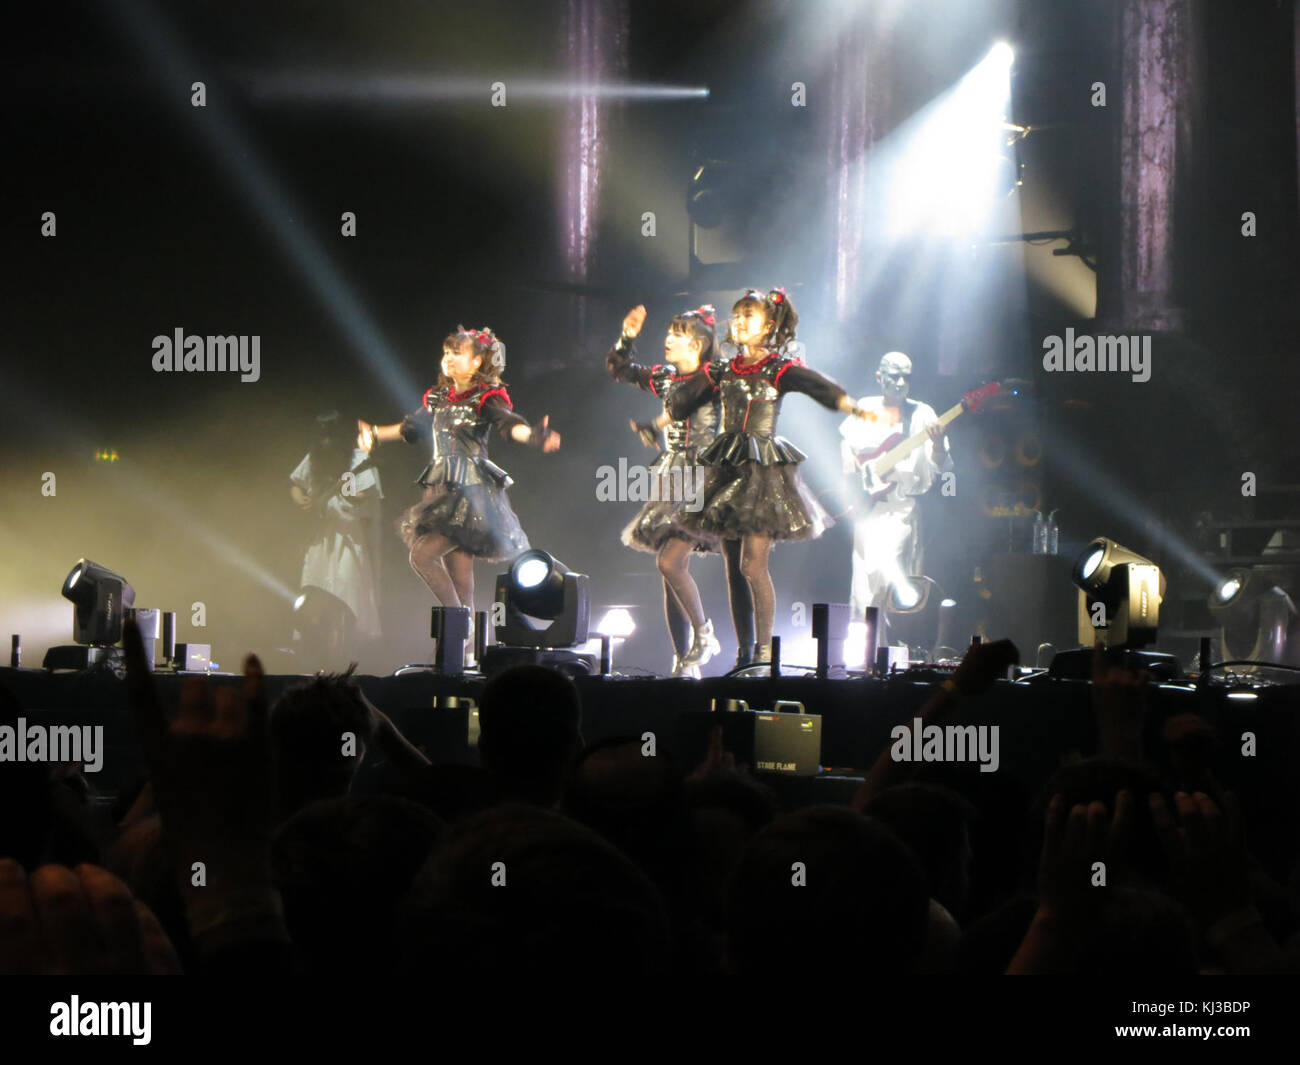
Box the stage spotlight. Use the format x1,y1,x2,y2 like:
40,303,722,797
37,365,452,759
596,607,636,639
1071,537,1165,650
890,577,930,612
494,550,590,649
43,559,136,671
989,41,1015,68
884,576,944,659
1207,568,1300,664
1211,569,1248,608
62,560,135,645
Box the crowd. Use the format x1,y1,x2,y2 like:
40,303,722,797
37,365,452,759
1,620,1297,976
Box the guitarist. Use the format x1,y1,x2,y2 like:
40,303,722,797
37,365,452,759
840,352,951,623
289,410,384,649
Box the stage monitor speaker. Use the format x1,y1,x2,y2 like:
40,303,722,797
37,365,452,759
812,603,851,678
125,608,159,672
431,606,471,675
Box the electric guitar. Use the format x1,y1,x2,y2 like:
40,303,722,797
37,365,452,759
848,382,1001,504
304,455,378,520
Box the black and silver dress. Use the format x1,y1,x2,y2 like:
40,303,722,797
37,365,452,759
668,351,846,541
398,383,532,561
606,337,721,553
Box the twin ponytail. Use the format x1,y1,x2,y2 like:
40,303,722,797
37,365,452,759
732,287,799,352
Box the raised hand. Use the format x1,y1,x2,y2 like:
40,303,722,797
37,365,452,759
537,415,561,453
1091,642,1148,760
1037,790,1134,917
622,305,647,339
355,418,376,452
123,619,274,878
630,419,660,450
123,619,287,955
0,860,182,974
1006,789,1135,972
1149,790,1250,927
950,638,1019,696
688,724,739,781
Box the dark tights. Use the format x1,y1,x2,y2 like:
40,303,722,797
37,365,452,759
722,538,756,653
409,534,476,617
658,537,706,656
737,533,775,650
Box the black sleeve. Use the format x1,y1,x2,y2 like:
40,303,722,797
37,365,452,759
665,366,718,421
400,409,434,444
605,336,655,391
776,364,847,411
480,394,532,439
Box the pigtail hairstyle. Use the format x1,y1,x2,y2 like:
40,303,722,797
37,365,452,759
437,325,508,391
731,288,799,353
765,288,798,352
666,304,719,364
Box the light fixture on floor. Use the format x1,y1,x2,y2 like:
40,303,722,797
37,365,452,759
482,550,595,679
43,559,136,671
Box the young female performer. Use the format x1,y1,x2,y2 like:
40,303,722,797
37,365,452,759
358,327,559,648
606,303,730,676
668,289,875,664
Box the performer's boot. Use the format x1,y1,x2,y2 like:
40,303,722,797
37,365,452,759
734,644,754,670
679,619,720,670
753,640,773,664
670,653,700,679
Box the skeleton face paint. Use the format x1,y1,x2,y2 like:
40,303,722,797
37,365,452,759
876,351,913,404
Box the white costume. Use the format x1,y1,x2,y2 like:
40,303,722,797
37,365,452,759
840,396,944,620
290,448,384,640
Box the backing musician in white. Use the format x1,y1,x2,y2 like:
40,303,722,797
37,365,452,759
840,352,952,622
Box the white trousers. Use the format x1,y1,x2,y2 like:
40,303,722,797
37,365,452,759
850,499,921,621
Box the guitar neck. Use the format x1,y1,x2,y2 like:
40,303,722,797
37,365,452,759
877,401,964,473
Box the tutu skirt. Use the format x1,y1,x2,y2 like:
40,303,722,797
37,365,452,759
399,481,530,561
620,451,720,554
693,432,833,541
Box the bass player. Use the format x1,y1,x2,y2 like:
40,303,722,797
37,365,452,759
840,351,952,623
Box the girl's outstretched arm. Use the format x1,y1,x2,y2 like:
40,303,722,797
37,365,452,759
356,418,408,449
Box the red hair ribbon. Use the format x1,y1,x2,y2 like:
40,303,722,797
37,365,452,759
694,304,716,326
